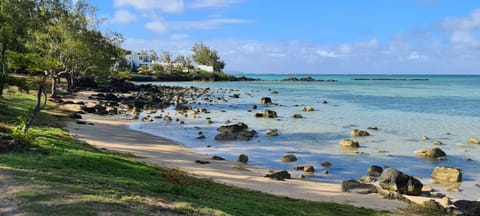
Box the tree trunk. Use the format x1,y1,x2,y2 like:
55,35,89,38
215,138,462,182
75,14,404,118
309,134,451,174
50,76,57,98
0,47,6,74
22,75,48,133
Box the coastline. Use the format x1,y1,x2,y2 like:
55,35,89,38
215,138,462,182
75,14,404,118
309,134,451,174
63,91,409,211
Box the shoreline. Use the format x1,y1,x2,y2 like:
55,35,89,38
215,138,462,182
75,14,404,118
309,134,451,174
62,91,410,211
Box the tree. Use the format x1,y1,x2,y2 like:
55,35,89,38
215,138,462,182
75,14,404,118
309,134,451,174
191,42,225,73
175,54,193,72
160,50,174,73
151,63,164,74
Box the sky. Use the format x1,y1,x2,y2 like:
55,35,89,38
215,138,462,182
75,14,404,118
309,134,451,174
89,0,480,74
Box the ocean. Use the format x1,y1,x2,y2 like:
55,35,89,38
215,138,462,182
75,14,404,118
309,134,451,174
129,74,480,200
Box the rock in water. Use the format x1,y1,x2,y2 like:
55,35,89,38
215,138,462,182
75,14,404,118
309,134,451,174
339,139,360,148
320,161,332,167
350,129,370,137
301,106,314,112
281,154,297,162
265,129,279,136
260,97,272,104
454,200,480,216
432,166,462,182
237,154,249,163
368,165,383,177
216,122,248,133
378,168,423,196
214,133,237,141
468,137,480,144
265,171,291,181
292,114,303,119
414,147,446,160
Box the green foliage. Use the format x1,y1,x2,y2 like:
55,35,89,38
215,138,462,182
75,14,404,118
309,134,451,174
0,74,30,96
191,42,226,73
114,71,131,79
12,122,32,146
151,63,164,74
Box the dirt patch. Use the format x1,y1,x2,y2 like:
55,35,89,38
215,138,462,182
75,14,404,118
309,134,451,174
0,169,20,216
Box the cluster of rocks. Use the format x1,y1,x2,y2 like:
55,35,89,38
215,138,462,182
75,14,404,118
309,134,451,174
214,122,257,141
280,76,338,82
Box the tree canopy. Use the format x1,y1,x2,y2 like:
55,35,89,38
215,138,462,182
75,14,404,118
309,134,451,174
191,42,225,73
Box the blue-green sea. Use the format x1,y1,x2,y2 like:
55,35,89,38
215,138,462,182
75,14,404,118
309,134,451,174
130,74,480,200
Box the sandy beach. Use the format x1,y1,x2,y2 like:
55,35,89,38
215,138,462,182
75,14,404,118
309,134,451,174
63,91,409,211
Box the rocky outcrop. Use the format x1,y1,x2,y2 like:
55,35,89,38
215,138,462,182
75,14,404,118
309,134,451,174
468,137,480,144
265,129,279,136
260,97,272,104
454,200,480,216
254,109,277,118
341,180,378,194
378,168,423,196
237,154,248,163
301,106,314,112
350,129,370,137
368,165,383,177
265,171,291,181
431,166,462,182
281,154,297,162
215,122,257,141
339,139,360,148
415,147,446,160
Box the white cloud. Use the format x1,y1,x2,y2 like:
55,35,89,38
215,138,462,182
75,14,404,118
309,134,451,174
111,10,136,24
189,0,244,8
443,9,480,31
450,31,479,47
316,50,337,58
170,33,189,40
338,44,353,54
145,20,169,33
114,0,184,13
407,51,427,60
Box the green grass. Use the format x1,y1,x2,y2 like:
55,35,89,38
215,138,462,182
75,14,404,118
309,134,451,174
0,92,389,216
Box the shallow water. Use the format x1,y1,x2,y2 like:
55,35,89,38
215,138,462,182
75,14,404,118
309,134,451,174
129,75,480,200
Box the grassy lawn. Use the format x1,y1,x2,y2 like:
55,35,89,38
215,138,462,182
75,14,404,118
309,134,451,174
0,92,389,216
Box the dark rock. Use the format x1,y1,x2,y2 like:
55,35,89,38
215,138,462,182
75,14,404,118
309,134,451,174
80,106,96,113
320,161,332,167
195,160,210,164
175,104,192,111
214,133,237,141
251,105,257,110
211,156,225,160
76,121,87,125
423,199,446,214
303,165,315,173
265,171,291,181
454,200,480,216
367,126,378,130
68,112,82,119
341,179,378,194
238,130,257,140
265,129,279,136
368,165,383,177
281,154,297,162
237,154,248,163
292,114,303,119
260,97,272,104
216,122,248,134
351,129,370,137
379,168,423,195
258,109,277,118
196,135,206,139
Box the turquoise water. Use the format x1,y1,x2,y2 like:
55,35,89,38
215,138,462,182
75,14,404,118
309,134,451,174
130,75,480,200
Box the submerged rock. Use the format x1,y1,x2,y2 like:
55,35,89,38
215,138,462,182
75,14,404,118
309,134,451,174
281,154,297,163
339,139,360,148
350,129,370,137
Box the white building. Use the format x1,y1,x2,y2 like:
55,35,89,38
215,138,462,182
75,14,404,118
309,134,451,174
125,52,155,69
197,65,214,73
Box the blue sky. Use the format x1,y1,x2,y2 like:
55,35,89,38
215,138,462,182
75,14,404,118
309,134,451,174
90,0,480,74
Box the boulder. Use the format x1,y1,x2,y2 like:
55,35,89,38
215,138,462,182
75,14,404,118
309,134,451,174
265,171,291,181
265,129,279,136
254,109,277,118
211,156,225,160
292,114,303,119
214,133,237,141
379,168,423,195
415,147,446,160
260,97,272,104
238,130,257,140
339,139,360,148
237,154,249,163
431,166,462,182
68,112,82,119
281,154,297,162
320,161,332,167
368,165,383,177
350,129,370,137
303,165,315,173
341,180,378,194
175,104,192,111
301,106,314,112
468,137,480,144
454,200,480,216
359,176,376,184
216,122,248,133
